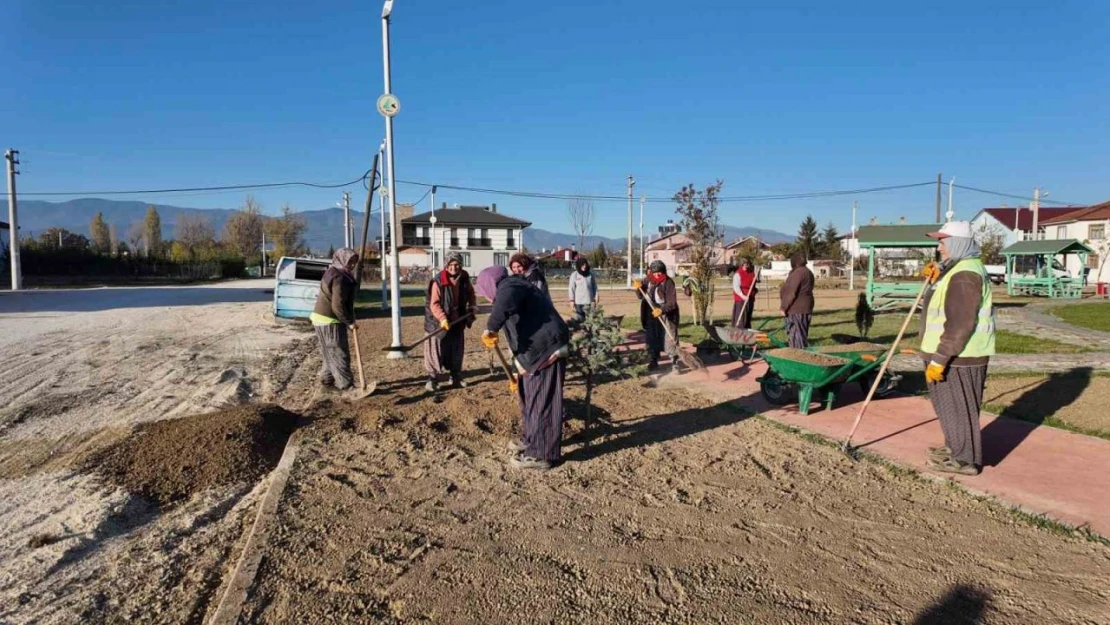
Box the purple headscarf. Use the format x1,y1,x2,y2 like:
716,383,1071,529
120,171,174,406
331,247,359,279
476,265,508,303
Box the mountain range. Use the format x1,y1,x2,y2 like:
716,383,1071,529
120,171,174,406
11,198,793,253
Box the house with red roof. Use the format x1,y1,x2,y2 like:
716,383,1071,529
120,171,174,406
970,206,1086,248
1040,200,1110,285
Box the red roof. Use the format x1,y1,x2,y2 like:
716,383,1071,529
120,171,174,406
1039,200,1110,225
981,207,1086,231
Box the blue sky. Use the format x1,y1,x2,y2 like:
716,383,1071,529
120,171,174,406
3,0,1108,237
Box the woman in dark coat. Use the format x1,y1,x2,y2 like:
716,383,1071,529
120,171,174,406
477,265,570,471
779,252,815,348
636,260,680,371
310,248,360,391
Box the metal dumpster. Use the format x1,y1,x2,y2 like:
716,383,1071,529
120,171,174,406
273,257,329,321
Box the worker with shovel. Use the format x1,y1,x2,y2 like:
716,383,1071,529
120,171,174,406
310,248,360,393
732,259,758,329
921,221,996,476
635,260,681,372
424,253,477,392
476,265,570,471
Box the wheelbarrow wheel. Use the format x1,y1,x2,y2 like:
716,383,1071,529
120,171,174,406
859,370,899,398
760,372,797,405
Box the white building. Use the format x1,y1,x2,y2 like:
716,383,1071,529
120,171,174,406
390,204,529,272
1040,201,1110,284
838,232,863,259
969,206,1083,247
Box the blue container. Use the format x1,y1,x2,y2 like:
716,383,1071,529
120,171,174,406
273,257,330,321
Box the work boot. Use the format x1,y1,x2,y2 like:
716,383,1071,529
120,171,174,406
647,359,659,371
425,377,439,393
451,375,468,389
927,446,952,461
509,453,552,471
927,456,980,476
506,438,526,453
319,375,335,387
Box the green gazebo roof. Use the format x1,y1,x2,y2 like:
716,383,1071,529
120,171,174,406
857,224,943,247
1000,239,1093,256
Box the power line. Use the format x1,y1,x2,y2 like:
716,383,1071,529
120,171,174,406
18,173,372,197
951,184,1083,207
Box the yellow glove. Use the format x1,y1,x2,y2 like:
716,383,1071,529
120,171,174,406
439,319,451,332
922,262,941,284
632,279,643,291
925,361,946,383
481,331,499,350
508,378,518,394
651,308,663,319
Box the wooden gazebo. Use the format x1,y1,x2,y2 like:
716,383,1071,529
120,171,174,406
857,223,941,310
1000,239,1091,298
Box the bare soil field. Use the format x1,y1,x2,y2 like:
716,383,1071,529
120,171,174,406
1,283,1108,624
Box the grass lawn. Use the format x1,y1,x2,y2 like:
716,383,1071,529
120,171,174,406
355,286,425,314
983,371,1110,441
1050,302,1110,333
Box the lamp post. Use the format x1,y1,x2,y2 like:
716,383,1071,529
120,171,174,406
377,140,387,309
849,200,857,291
380,0,403,357
946,177,955,222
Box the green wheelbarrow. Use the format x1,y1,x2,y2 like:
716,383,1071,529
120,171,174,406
755,345,903,416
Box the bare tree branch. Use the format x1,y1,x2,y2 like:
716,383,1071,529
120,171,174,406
567,197,595,251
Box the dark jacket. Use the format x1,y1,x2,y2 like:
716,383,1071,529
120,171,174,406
920,265,990,368
638,277,679,329
780,254,815,315
486,275,569,373
424,269,475,334
524,265,551,301
312,267,356,326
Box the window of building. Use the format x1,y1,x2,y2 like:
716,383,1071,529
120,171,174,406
494,253,509,267
458,252,471,267
1089,254,1099,269
1089,224,1106,240
1057,226,1067,239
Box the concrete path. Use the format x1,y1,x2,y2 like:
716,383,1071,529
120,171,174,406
628,332,1110,537
996,303,1110,350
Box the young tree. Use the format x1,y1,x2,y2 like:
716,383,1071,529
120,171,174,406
569,304,625,432
175,212,216,258
796,215,819,260
90,212,111,253
770,242,795,260
567,198,595,251
264,204,308,260
734,238,763,266
674,180,725,325
975,222,1006,265
223,195,265,261
126,221,145,255
589,242,609,269
327,244,336,259
820,222,841,260
143,205,163,258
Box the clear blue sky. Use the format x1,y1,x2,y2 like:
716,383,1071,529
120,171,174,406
4,0,1108,237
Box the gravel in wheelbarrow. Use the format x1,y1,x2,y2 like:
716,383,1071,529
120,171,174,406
814,342,888,354
764,348,848,366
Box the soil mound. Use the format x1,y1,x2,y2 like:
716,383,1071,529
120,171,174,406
765,348,849,366
815,342,888,353
90,404,299,506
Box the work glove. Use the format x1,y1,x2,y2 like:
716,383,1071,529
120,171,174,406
651,308,663,319
922,262,941,284
925,361,946,384
481,331,499,350
508,378,518,394
632,279,643,291
439,319,451,332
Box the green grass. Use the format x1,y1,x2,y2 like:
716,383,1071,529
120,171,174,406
993,330,1089,354
1050,302,1110,332
355,286,425,313
981,404,1110,442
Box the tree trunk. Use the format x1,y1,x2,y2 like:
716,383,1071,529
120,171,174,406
584,375,593,446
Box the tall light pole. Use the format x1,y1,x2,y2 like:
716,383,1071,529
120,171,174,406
339,192,351,249
5,148,20,291
639,195,645,276
380,0,403,357
626,174,635,286
429,185,437,268
849,200,857,291
377,141,388,310
946,177,955,222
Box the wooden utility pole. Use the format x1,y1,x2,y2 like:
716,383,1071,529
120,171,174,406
626,174,635,287
5,149,20,290
1031,187,1041,240
935,173,942,223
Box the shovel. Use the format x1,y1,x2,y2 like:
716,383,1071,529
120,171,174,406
490,340,519,390
350,326,378,398
380,312,475,354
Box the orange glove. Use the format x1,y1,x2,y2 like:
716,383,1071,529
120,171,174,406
439,319,451,332
481,331,499,350
651,308,663,319
632,279,643,291
508,378,519,394
925,361,946,383
922,262,941,284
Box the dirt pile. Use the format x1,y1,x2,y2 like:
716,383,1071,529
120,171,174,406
90,404,300,506
815,342,888,353
764,347,848,366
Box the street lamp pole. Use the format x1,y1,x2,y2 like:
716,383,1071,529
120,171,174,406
626,174,635,286
381,0,403,357
639,195,645,276
378,141,388,310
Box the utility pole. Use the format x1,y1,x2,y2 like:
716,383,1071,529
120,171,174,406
849,200,857,291
626,174,635,287
946,177,955,222
935,173,942,223
429,185,437,268
342,191,352,249
5,148,20,291
261,231,267,277
381,0,404,357
1031,187,1041,240
639,195,645,276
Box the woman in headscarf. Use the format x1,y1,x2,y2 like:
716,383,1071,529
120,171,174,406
779,251,815,348
731,259,758,329
567,257,598,322
509,253,550,301
477,265,570,471
635,260,680,371
920,221,996,476
310,247,360,391
423,253,477,392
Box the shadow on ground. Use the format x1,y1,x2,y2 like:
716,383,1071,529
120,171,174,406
912,583,992,624
982,367,1093,465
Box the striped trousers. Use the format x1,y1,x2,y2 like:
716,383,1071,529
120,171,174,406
928,363,988,467
786,313,811,349
314,323,353,390
517,358,566,462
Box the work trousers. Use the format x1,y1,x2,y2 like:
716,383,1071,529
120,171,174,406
314,323,353,390
423,326,465,380
928,363,988,467
516,359,566,462
732,295,755,329
572,304,592,323
644,317,677,362
786,313,811,349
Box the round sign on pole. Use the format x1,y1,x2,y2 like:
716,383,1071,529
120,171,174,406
377,94,400,118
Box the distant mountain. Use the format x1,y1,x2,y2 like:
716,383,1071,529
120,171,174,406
14,199,793,255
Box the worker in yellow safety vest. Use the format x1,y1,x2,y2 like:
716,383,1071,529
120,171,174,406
921,220,996,476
